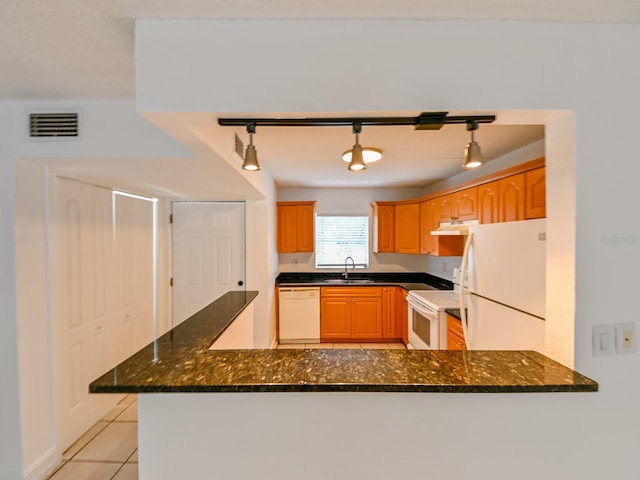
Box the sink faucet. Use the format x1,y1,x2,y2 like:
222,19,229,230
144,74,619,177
342,256,355,279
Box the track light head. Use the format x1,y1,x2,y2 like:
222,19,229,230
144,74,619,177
463,121,483,169
242,123,261,171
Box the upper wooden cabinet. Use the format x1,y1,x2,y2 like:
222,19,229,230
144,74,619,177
372,158,546,254
498,173,526,222
394,202,421,254
372,203,395,253
420,199,463,256
437,188,478,223
477,181,499,224
525,167,546,219
277,201,316,253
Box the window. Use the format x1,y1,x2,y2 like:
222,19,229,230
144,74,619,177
315,215,369,268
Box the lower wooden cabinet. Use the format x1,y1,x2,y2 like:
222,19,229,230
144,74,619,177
320,287,382,341
397,289,409,345
382,287,397,339
446,313,466,350
320,286,405,342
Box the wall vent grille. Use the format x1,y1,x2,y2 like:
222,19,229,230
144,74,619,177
29,113,79,138
234,133,244,158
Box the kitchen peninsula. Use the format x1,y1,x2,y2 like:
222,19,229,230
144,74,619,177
90,289,596,479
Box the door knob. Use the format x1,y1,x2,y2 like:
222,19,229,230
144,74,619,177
237,281,244,286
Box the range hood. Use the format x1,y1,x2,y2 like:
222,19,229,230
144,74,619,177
430,220,479,236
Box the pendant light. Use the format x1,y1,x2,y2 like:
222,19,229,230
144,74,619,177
342,147,382,164
242,123,261,171
463,120,483,169
348,123,367,171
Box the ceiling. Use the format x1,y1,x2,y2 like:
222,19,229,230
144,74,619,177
3,1,636,193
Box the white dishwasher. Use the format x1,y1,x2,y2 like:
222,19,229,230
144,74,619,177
278,287,320,343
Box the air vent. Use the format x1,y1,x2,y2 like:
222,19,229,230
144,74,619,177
234,133,244,158
29,113,79,138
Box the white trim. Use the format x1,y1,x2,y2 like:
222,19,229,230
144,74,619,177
22,447,59,480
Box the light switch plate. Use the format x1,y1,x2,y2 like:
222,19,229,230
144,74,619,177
615,323,636,354
593,325,614,356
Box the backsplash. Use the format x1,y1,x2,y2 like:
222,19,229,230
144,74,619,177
423,255,462,281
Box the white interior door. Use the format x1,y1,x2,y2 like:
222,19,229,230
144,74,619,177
50,178,116,451
172,202,245,326
113,192,155,362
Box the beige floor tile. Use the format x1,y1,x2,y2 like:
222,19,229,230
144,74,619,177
62,422,110,461
388,343,407,350
276,343,305,349
117,394,137,407
304,343,333,349
48,460,121,480
334,343,362,349
361,343,389,349
74,422,138,462
127,449,138,463
115,402,137,422
100,405,127,422
113,463,139,480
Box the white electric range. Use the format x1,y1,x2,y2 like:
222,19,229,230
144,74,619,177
406,290,461,350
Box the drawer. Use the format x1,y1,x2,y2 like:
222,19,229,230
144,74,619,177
447,332,466,350
321,286,383,297
447,314,464,338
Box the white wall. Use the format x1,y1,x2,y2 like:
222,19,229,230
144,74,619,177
133,19,640,477
277,187,427,272
1,103,24,479
6,100,245,478
15,161,56,479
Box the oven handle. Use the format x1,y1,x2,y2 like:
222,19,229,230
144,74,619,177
406,296,438,320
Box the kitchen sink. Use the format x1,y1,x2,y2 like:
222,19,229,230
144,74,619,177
323,278,375,284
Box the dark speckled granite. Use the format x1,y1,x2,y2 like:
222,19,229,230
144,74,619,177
276,271,453,291
90,290,597,394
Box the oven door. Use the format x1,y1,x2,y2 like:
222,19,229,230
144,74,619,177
407,296,440,350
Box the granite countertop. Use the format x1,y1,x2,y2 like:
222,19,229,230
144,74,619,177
275,271,453,291
89,289,598,394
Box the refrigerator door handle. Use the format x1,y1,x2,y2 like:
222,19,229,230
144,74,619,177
459,231,473,349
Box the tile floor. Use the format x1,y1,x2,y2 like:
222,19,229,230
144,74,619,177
48,343,404,479
48,394,139,480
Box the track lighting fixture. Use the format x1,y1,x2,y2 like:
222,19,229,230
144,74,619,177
242,123,260,171
348,124,367,172
463,120,483,169
218,112,496,172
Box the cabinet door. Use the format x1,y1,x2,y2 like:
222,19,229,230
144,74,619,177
395,203,421,254
397,290,409,345
320,298,351,339
372,204,395,253
437,194,457,223
277,205,298,253
498,173,526,222
446,314,466,350
382,287,397,339
525,167,546,219
351,297,383,339
453,187,478,221
477,180,499,224
296,204,315,252
420,200,437,255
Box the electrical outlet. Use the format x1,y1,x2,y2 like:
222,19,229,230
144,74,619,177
593,325,614,356
615,323,636,354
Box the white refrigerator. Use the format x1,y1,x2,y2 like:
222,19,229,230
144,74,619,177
458,218,546,352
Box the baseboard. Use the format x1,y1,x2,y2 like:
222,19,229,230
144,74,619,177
23,447,59,480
